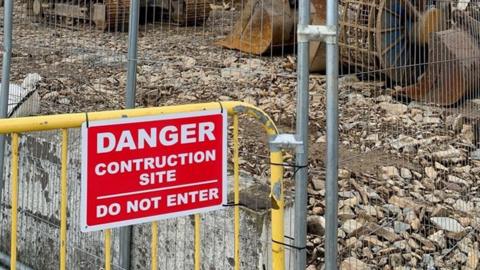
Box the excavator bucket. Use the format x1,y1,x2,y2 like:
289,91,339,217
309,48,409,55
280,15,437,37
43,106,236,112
216,0,295,55
396,10,480,106
309,0,326,72
395,28,480,106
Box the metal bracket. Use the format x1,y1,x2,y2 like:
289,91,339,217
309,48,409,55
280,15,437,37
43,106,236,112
297,24,337,44
269,134,304,153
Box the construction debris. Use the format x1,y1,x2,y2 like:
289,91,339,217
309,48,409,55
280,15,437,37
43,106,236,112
4,73,41,117
26,0,211,30
8,0,480,269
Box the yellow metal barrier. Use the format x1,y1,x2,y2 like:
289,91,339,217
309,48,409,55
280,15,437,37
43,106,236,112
10,133,18,270
0,101,285,270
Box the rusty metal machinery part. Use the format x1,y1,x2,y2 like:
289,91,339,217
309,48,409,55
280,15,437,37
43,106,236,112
339,0,418,86
339,0,449,86
101,0,130,31
216,0,295,55
170,0,212,26
309,0,327,72
25,0,130,31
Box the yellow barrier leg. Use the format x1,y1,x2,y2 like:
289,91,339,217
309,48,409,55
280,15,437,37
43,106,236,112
151,221,158,270
60,129,68,270
194,214,201,270
104,229,111,270
233,114,240,270
270,151,285,270
10,133,19,270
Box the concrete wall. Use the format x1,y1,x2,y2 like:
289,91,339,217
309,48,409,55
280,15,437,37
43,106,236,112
0,130,294,270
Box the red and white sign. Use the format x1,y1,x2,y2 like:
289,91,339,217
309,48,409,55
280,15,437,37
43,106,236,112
80,110,227,232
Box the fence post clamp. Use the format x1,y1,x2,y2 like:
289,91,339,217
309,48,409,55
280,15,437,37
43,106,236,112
297,25,337,44
269,134,304,153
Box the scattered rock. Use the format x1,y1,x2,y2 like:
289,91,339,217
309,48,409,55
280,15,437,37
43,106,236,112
307,216,325,236
431,149,464,163
393,221,411,233
379,102,408,115
428,230,446,249
58,97,71,105
425,167,438,179
340,257,369,270
446,114,465,132
342,219,364,235
430,217,465,233
381,166,400,179
400,168,412,179
466,243,480,270
388,196,418,210
447,175,469,186
453,199,474,213
312,179,325,190
422,254,435,270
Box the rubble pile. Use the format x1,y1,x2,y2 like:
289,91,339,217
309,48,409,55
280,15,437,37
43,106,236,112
5,2,480,269
306,79,480,269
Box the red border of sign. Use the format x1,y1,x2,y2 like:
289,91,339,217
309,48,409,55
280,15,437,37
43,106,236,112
80,109,228,232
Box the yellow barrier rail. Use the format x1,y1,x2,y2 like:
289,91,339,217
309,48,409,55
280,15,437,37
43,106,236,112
0,101,285,270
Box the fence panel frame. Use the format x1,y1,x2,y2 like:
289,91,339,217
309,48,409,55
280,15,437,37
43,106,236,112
0,101,286,269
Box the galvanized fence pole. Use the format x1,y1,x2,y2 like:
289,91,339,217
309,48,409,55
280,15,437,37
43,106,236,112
324,0,339,269
120,0,140,268
126,0,139,108
295,0,339,267
0,0,14,211
294,0,310,266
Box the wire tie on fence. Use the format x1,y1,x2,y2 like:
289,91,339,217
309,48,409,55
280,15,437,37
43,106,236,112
85,112,90,128
269,162,309,176
218,102,224,114
272,239,307,251
222,201,247,208
269,162,309,169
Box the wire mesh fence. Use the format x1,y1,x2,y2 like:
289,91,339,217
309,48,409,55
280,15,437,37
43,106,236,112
323,0,480,269
1,0,295,269
4,0,480,269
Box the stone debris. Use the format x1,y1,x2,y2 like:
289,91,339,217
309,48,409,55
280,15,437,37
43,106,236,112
379,102,408,115
381,166,400,179
305,96,480,267
393,221,411,233
307,215,325,236
430,217,465,233
342,219,364,235
425,167,438,179
340,257,369,270
9,11,480,269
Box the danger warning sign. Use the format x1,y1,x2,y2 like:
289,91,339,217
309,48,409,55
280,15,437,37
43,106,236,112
80,110,227,232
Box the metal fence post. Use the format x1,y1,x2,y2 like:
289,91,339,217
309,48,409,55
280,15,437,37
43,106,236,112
0,0,14,210
295,0,338,268
324,0,339,269
294,0,310,267
126,0,140,108
120,0,140,268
